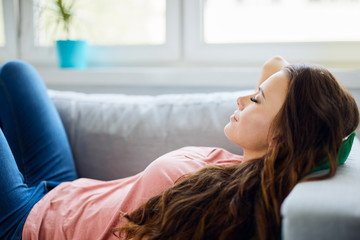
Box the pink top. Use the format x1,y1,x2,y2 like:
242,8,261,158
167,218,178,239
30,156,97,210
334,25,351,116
22,147,243,240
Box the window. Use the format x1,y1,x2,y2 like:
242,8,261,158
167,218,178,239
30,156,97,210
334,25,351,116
0,0,17,61
204,0,360,43
36,0,166,46
184,0,360,65
20,0,180,66
0,0,5,47
4,0,360,66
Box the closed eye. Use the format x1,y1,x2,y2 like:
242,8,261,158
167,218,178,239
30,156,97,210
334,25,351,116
250,97,258,103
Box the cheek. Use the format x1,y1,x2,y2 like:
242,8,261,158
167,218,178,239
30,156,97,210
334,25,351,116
240,114,270,144
224,111,271,149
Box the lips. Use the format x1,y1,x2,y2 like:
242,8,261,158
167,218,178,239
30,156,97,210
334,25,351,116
234,110,239,121
231,110,239,122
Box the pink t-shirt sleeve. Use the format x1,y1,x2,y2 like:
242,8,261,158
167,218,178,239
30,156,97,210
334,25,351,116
22,147,243,240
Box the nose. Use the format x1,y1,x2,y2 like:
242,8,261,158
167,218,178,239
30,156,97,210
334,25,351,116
237,96,245,110
237,94,253,110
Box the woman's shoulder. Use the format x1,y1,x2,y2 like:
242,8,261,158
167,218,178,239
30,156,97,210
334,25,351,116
148,146,243,170
172,146,242,161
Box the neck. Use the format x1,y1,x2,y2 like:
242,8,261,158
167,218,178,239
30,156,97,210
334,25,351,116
243,149,267,161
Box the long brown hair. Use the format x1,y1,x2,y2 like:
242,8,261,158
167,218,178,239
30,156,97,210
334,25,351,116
112,64,359,240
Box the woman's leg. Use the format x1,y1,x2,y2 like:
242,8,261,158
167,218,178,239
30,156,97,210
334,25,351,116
0,60,78,238
0,130,47,239
0,60,78,186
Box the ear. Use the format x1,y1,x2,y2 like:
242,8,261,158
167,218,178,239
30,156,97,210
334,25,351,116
269,135,281,147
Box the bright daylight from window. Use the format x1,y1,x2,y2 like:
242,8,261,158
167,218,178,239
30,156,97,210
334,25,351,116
0,0,5,47
35,0,166,46
204,0,360,43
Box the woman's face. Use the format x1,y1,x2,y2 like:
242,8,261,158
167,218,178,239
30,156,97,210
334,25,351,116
224,70,289,160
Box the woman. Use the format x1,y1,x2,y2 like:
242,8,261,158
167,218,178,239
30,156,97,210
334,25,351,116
112,59,359,240
0,56,358,240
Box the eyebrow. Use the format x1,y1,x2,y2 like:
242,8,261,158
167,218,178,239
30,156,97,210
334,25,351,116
259,87,265,100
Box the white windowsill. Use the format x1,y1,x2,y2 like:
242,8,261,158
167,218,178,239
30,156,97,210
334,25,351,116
36,66,360,95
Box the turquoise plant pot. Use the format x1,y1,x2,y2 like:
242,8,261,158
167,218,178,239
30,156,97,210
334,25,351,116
56,40,88,69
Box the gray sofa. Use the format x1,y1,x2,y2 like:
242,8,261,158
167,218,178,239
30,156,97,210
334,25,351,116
49,89,360,240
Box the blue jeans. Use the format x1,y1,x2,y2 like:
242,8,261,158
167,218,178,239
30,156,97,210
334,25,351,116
0,61,78,239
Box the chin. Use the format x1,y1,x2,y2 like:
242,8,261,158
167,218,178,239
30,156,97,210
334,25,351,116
224,124,242,147
224,123,231,139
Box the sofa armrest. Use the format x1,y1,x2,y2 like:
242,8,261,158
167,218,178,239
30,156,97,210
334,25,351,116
49,90,247,180
281,137,360,240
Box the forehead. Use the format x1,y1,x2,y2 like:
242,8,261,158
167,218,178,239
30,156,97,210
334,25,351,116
260,70,289,102
260,71,289,110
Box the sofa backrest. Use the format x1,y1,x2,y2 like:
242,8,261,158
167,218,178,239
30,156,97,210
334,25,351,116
49,90,246,180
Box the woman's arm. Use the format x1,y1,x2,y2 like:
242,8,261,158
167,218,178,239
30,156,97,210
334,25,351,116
257,56,289,87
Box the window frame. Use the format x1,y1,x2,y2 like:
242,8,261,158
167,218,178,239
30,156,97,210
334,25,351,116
19,0,181,66
0,0,18,62
6,0,360,68
183,0,360,66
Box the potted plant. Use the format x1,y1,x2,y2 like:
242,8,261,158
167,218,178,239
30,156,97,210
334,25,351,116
42,0,88,69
